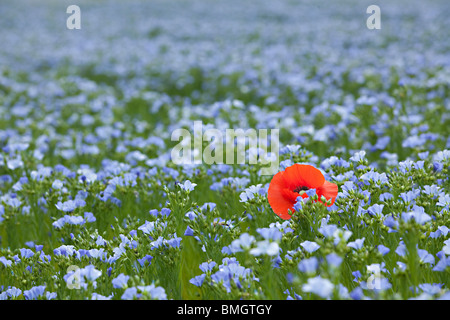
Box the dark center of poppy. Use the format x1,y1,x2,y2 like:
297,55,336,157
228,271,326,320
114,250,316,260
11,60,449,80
293,185,309,193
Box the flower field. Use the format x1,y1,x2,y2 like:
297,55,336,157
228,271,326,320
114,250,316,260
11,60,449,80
0,0,449,300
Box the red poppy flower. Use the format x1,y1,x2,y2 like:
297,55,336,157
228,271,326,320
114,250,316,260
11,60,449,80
267,164,338,220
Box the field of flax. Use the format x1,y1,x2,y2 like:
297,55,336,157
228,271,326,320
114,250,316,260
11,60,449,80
0,0,449,300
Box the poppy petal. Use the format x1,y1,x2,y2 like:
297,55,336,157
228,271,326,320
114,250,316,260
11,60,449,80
281,188,301,203
284,164,325,190
317,180,338,206
267,171,296,219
